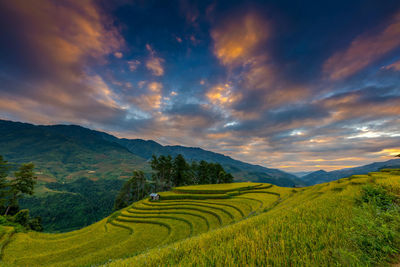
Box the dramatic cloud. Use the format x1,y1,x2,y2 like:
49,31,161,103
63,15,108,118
210,12,309,115
206,84,239,107
211,13,269,67
131,82,163,111
323,11,400,80
1,1,400,172
0,0,126,125
145,44,165,76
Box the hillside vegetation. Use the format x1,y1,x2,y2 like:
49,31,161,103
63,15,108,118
301,159,400,185
0,119,298,231
0,120,297,185
0,169,400,266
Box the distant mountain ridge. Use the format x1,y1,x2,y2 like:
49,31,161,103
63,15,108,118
0,119,301,231
289,171,315,177
301,159,400,185
0,119,298,186
111,138,298,185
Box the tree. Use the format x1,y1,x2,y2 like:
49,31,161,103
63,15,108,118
29,216,43,232
198,160,209,184
151,155,173,191
12,209,43,231
5,163,37,215
149,155,234,188
0,156,10,207
150,155,160,192
173,154,189,186
211,163,224,184
114,170,149,210
134,170,146,199
189,161,199,184
223,173,234,183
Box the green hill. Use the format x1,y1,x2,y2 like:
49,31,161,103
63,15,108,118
0,120,297,185
301,159,400,185
0,119,298,232
1,169,399,266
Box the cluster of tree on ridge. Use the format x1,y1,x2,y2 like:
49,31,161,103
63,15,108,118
114,154,234,210
0,155,42,231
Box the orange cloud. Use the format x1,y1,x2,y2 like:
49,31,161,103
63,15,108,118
323,11,400,80
5,0,123,69
383,60,400,71
148,81,162,93
211,13,269,67
145,44,165,76
0,0,125,124
206,84,240,106
114,52,123,58
321,92,400,122
132,82,163,111
210,12,309,112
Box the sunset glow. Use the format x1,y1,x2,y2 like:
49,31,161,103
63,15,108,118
1,0,400,171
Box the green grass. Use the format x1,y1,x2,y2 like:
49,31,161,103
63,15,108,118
173,182,263,193
1,169,400,266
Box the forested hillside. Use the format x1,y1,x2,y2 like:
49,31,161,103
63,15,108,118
0,120,298,231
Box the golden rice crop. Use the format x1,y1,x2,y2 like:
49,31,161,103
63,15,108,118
2,169,400,267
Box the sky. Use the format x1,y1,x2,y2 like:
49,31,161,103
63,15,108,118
0,0,400,172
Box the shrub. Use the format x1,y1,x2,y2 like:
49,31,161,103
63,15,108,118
13,209,30,227
358,185,396,211
351,185,400,265
29,217,43,232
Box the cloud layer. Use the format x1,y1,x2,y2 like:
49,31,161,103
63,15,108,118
1,1,400,172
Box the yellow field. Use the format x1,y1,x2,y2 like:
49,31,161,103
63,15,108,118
1,169,400,266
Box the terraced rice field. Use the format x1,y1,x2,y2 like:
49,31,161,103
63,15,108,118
0,182,290,266
3,170,400,267
106,169,400,267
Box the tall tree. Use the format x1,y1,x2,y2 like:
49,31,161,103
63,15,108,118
114,170,148,210
150,155,160,192
5,163,37,215
223,172,234,183
198,160,209,184
173,154,189,186
160,155,173,189
0,156,10,207
151,155,173,191
211,163,224,184
189,161,199,184
149,155,234,188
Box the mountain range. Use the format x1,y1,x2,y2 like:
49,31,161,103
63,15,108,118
0,119,298,231
2,119,399,231
300,158,400,185
0,119,298,185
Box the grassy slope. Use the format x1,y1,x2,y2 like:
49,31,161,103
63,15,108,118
0,169,399,266
106,169,400,266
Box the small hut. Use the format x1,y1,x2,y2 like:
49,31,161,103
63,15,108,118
150,193,160,201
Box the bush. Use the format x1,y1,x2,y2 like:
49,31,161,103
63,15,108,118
13,209,30,227
29,217,43,232
359,185,396,211
352,185,400,265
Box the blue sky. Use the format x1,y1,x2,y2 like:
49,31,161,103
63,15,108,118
0,0,400,171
